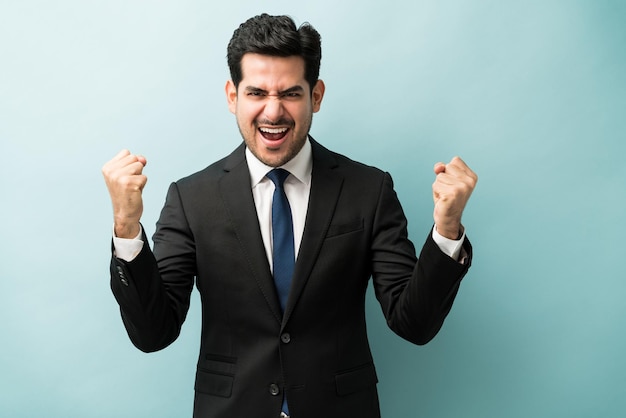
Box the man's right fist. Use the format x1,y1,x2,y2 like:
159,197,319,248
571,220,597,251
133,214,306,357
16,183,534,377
102,149,148,238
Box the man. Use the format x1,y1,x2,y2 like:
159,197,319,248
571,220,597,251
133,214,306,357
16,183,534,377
102,13,477,418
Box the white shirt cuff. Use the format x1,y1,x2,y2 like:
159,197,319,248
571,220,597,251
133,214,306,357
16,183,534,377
432,226,465,262
112,225,144,262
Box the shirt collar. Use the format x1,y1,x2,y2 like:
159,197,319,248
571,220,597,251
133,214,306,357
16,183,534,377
246,138,313,187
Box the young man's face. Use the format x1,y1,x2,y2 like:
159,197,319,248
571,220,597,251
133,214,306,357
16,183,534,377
226,53,325,167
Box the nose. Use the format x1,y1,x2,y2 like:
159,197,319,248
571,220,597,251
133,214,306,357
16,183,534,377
263,96,285,122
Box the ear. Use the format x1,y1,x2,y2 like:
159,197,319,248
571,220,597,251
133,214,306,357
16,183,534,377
225,80,237,114
311,79,325,113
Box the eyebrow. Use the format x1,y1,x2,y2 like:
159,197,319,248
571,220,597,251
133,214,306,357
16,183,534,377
244,85,305,95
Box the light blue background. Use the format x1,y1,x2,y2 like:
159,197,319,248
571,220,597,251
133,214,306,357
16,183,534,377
1,1,625,417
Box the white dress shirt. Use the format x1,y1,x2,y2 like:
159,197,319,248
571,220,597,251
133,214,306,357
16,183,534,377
113,139,465,263
246,140,311,272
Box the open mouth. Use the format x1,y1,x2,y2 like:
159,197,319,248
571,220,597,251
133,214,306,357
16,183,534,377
259,126,290,142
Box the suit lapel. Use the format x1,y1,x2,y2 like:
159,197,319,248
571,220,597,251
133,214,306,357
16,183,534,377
282,140,343,326
218,144,283,323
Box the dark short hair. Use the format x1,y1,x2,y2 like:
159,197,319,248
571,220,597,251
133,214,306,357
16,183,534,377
227,14,322,91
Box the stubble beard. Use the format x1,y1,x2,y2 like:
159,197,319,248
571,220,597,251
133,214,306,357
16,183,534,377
238,114,312,167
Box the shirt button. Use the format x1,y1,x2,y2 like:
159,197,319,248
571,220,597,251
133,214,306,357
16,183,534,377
281,333,291,344
269,383,280,396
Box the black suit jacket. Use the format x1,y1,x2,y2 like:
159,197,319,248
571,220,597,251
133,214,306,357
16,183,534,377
110,139,472,418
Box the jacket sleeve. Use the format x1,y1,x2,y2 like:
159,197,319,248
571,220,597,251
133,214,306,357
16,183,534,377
370,172,472,345
110,182,196,352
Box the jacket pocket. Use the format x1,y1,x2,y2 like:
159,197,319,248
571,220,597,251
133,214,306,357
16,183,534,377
195,356,237,398
335,362,378,396
326,218,364,239
195,369,234,398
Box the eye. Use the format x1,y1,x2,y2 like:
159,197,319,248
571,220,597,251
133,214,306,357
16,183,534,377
247,91,266,97
281,92,302,100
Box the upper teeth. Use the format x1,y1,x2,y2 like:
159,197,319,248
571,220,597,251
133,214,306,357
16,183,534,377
260,127,288,134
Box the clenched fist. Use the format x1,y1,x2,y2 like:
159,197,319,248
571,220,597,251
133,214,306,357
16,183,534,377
432,156,477,240
102,149,148,239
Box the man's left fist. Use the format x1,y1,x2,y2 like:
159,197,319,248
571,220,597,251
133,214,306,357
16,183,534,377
432,156,478,240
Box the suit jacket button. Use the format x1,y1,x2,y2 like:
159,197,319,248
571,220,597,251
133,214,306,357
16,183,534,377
281,333,291,344
116,266,129,286
269,383,280,396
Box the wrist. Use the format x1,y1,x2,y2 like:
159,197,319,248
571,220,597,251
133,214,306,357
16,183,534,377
435,223,463,240
114,221,141,239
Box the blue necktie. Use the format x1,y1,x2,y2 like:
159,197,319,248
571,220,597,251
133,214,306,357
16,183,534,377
267,168,295,313
267,169,294,416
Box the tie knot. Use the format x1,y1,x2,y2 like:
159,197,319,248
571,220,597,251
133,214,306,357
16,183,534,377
267,168,290,188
